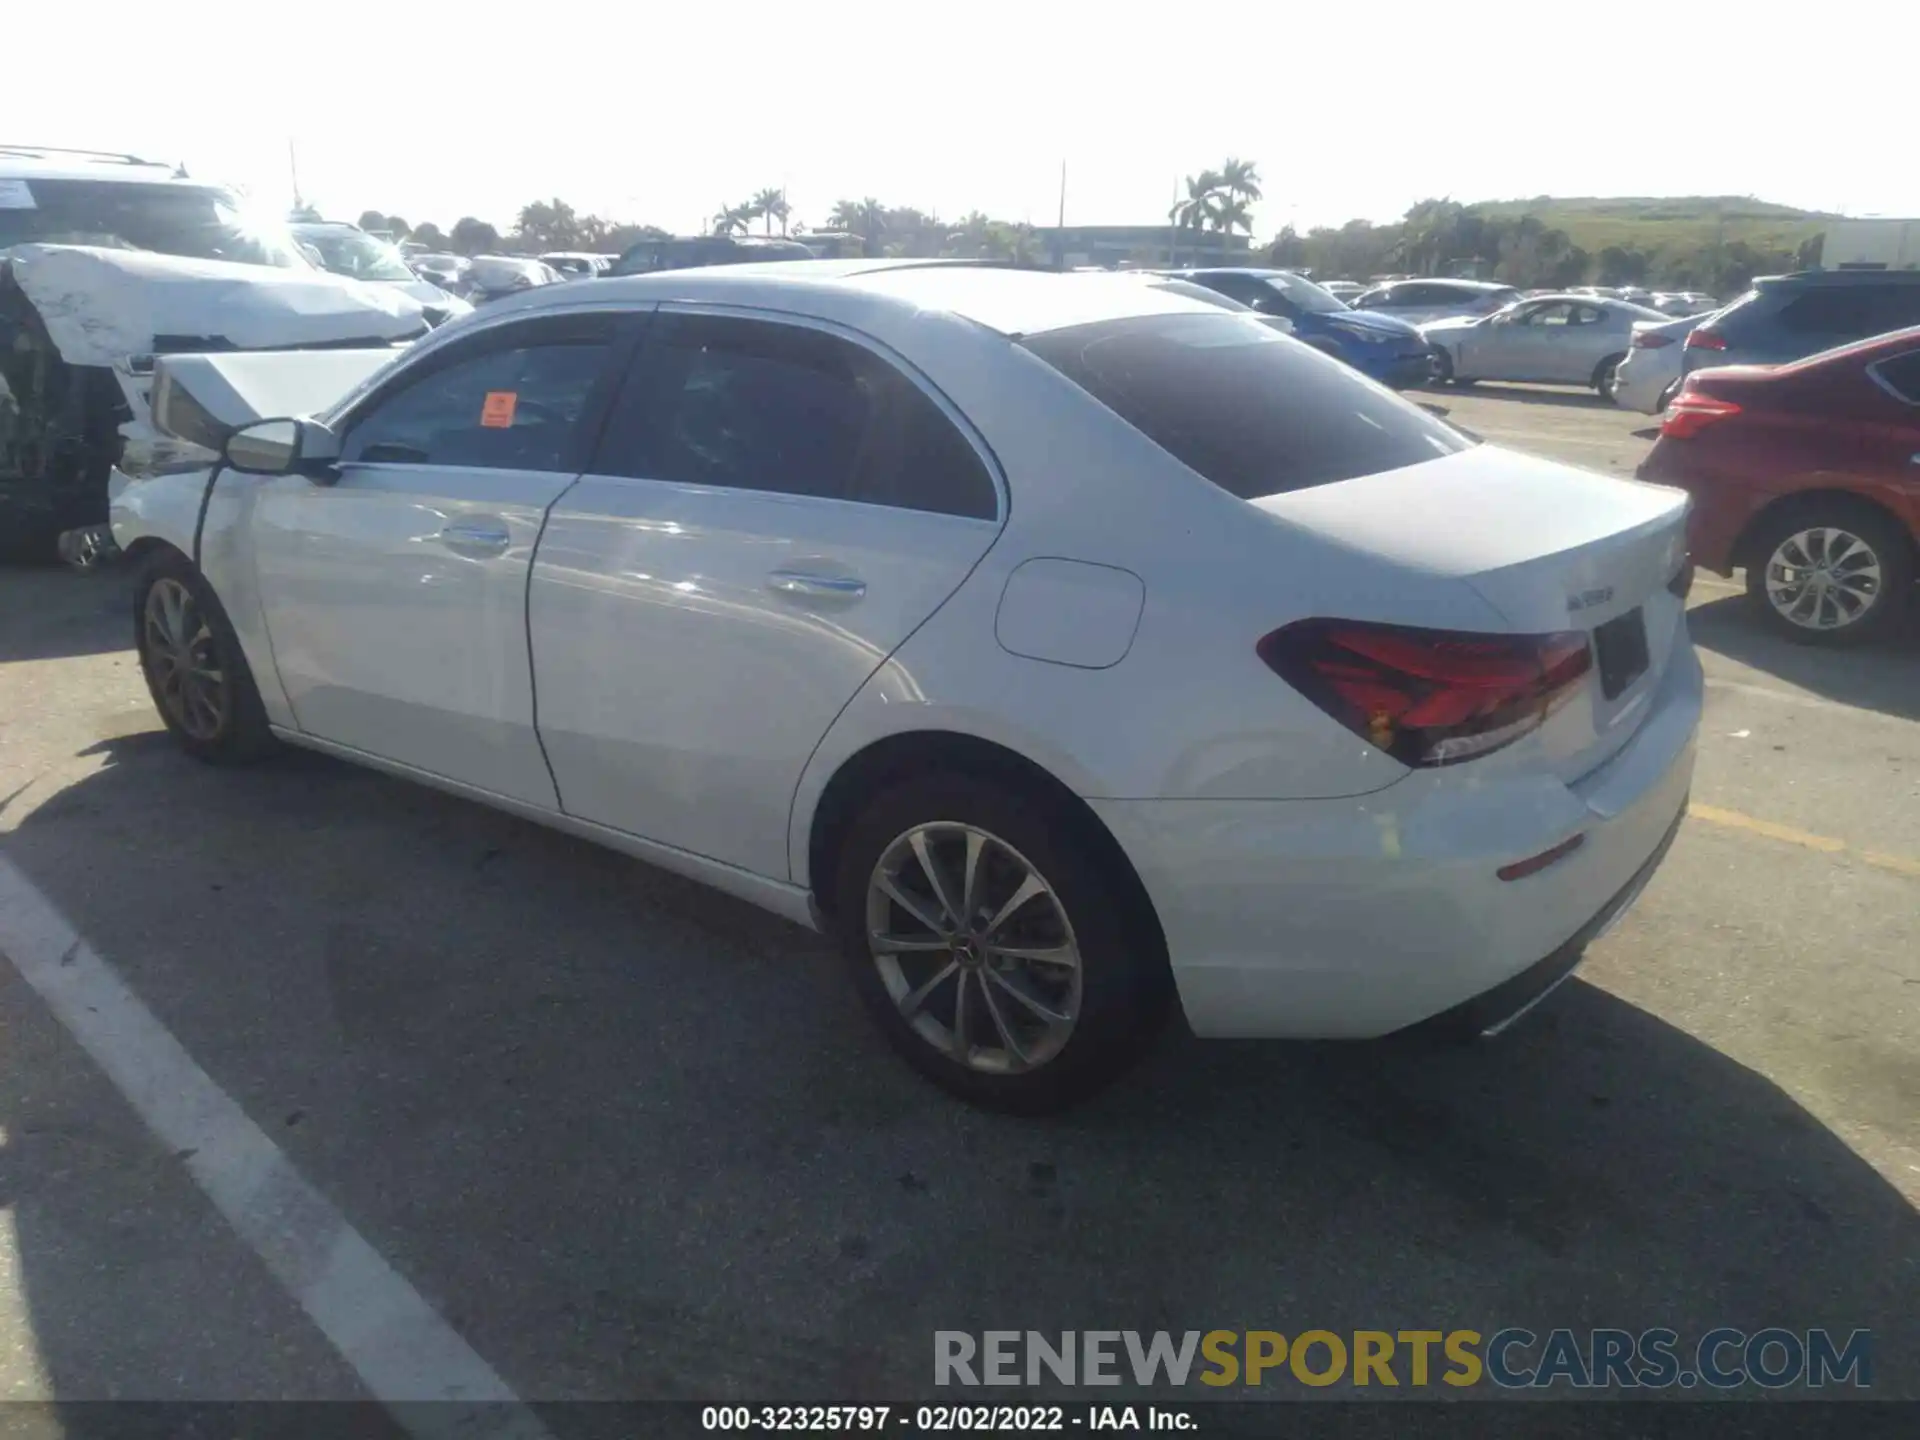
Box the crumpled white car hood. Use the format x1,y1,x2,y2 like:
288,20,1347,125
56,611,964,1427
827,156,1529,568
4,243,427,366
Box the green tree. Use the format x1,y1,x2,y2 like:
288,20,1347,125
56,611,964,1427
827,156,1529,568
449,216,500,254
711,204,752,237
827,199,863,233
515,199,583,251
385,216,410,240
410,221,448,250
356,209,386,233
1268,225,1309,269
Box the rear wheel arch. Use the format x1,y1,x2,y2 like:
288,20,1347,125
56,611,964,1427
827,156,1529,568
1592,352,1628,393
1731,488,1917,575
804,731,1163,948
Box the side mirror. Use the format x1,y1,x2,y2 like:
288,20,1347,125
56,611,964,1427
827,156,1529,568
221,417,339,479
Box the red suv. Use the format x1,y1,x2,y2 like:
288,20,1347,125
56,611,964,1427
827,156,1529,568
1638,325,1920,645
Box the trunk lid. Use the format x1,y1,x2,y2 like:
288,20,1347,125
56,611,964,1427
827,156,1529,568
1251,444,1691,781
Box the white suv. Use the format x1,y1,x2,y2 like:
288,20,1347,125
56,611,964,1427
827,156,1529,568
0,145,427,560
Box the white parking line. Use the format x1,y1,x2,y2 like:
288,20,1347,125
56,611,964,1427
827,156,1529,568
0,857,550,1438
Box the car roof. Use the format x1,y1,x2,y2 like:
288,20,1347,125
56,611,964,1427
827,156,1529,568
291,221,363,233
0,148,207,186
1760,268,1920,288
474,259,1229,338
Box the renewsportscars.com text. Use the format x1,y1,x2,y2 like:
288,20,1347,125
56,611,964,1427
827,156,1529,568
934,1328,1872,1390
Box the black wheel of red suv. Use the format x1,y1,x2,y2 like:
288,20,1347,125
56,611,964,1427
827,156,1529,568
1743,503,1913,647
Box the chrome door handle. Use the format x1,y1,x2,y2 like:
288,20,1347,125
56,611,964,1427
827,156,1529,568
439,521,510,555
767,569,866,601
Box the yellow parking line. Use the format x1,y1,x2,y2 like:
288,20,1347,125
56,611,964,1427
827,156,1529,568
1689,802,1920,879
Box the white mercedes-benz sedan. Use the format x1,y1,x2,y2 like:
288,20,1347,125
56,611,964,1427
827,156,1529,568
112,260,1702,1111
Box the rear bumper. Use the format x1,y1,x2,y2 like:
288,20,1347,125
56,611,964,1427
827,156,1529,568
1401,799,1684,1040
1636,446,1748,574
1092,641,1702,1039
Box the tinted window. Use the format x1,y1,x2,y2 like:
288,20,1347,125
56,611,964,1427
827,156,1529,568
1021,312,1472,500
341,323,613,471
1874,349,1920,404
0,179,308,267
595,314,997,519
1775,286,1920,338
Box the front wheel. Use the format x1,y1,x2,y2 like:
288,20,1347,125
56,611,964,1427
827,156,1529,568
831,774,1170,1112
134,549,278,762
1744,506,1913,646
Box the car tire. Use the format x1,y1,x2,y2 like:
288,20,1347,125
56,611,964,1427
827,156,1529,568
1594,353,1626,400
830,772,1171,1113
133,548,279,763
1743,502,1914,647
1432,350,1472,386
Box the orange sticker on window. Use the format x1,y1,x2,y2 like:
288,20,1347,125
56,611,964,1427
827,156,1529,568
480,391,518,428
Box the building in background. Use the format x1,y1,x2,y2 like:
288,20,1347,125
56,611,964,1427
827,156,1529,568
1823,219,1920,270
1037,224,1253,270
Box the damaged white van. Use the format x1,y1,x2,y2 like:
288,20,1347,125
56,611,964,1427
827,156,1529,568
0,146,429,561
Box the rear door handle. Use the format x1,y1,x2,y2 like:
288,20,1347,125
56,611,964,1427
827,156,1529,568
767,569,866,601
439,521,511,556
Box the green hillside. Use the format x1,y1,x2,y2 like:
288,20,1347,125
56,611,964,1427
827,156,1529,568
1474,195,1831,259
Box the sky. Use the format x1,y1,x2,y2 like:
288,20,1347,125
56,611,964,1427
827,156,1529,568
6,1,1913,238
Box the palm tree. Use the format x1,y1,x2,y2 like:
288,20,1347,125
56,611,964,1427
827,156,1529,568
1168,171,1223,261
827,199,863,233
1214,195,1253,238
854,198,888,256
751,187,790,236
1221,157,1262,206
711,204,751,237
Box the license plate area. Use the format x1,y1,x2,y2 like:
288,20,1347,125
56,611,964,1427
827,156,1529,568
1594,608,1649,700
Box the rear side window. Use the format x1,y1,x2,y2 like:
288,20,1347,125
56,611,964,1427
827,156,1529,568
1775,286,1920,338
592,313,997,519
1873,349,1920,404
1021,312,1472,500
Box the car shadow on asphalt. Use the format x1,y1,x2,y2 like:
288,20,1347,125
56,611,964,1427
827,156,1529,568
2,733,1917,1404
1688,593,1920,724
0,565,133,663
1441,384,1616,410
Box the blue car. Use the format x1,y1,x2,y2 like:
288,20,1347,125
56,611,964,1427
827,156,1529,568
1167,267,1436,388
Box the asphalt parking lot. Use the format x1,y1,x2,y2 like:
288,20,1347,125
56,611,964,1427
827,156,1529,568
1,383,1916,1421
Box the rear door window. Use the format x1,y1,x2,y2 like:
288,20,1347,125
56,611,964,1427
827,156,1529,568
1020,312,1472,500
1872,349,1920,404
592,312,999,519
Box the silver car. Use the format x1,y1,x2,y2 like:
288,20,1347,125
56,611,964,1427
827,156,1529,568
1421,294,1669,397
1610,311,1718,414
1349,278,1523,324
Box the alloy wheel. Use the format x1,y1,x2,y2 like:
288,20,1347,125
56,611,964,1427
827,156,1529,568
1764,527,1884,632
144,577,228,740
864,823,1083,1073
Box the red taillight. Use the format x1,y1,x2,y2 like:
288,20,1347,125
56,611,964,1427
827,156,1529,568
1684,327,1727,351
1632,332,1674,350
1256,619,1593,768
1660,391,1743,439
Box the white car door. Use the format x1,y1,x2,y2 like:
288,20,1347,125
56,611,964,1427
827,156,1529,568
250,311,630,806
528,306,1006,880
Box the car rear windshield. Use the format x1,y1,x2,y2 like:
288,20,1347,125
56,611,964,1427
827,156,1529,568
1020,312,1472,500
